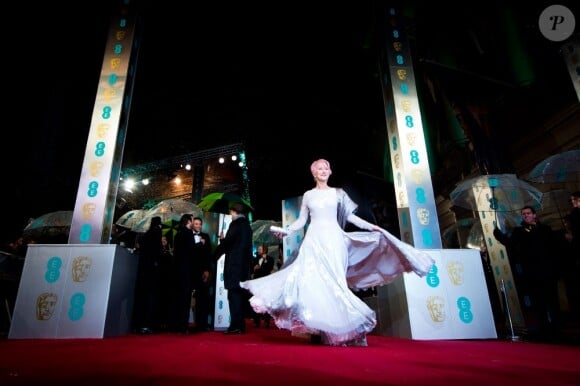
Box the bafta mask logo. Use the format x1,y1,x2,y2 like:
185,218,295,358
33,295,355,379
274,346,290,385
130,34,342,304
89,161,104,177
36,292,58,321
396,69,407,81
446,260,464,286
110,57,121,70
406,132,417,146
398,191,406,207
426,296,446,323
411,169,424,185
82,203,97,220
72,256,92,282
103,88,116,103
416,208,430,225
96,124,110,139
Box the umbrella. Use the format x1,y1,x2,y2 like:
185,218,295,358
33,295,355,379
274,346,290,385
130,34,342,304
441,218,476,248
23,210,73,239
466,221,484,250
450,174,543,230
450,174,543,213
197,192,254,214
537,189,572,230
251,219,282,245
525,149,580,183
132,198,202,233
115,209,147,229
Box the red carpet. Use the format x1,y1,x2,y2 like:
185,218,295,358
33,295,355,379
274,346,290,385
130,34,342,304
1,321,579,385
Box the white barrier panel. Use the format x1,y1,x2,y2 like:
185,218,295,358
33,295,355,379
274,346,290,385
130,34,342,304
9,244,138,339
213,214,232,330
372,248,497,340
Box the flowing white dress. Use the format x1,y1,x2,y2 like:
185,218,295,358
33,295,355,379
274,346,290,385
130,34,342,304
240,188,434,346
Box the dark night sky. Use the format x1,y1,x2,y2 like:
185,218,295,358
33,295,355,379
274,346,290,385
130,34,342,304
2,1,578,241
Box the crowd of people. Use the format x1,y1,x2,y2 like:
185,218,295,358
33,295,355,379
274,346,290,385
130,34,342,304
131,214,213,335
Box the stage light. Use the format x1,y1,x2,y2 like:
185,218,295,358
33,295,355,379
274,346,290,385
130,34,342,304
123,178,136,193
219,157,225,164
231,155,237,161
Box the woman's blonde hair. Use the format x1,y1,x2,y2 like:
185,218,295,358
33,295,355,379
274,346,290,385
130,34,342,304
310,158,332,177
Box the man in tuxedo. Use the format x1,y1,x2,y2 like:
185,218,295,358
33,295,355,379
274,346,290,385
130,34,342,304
214,202,253,334
171,214,211,334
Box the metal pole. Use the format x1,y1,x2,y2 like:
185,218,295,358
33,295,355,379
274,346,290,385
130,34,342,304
501,279,520,341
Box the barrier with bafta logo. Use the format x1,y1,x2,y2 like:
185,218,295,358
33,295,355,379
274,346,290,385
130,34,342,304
9,244,138,339
370,249,497,340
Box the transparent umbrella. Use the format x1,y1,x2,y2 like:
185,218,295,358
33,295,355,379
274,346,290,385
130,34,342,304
132,198,202,233
450,174,543,229
525,149,580,183
251,219,282,245
115,209,147,229
441,218,476,248
23,210,73,239
537,189,572,230
466,221,484,250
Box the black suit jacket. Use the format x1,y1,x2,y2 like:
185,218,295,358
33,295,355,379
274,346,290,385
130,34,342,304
192,231,212,276
214,215,253,289
252,255,275,279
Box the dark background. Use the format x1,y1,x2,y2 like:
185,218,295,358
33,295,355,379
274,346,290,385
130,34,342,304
2,1,578,242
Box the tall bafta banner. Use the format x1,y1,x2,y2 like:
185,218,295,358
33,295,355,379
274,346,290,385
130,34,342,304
10,1,141,340
69,1,139,244
380,6,441,250
375,5,484,339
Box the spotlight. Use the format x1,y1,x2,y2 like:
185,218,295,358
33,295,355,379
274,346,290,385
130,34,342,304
123,178,135,193
219,157,225,164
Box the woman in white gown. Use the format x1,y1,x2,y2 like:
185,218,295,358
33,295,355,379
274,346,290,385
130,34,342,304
240,159,434,346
